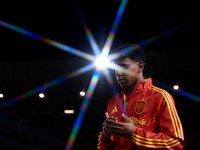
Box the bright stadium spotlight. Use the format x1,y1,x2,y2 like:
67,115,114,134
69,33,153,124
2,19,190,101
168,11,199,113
173,85,179,90
39,93,45,98
64,110,75,114
80,91,85,97
0,93,4,98
95,55,110,70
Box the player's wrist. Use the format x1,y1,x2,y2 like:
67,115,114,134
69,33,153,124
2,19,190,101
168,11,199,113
102,133,113,143
128,127,137,139
103,132,111,139
132,127,137,134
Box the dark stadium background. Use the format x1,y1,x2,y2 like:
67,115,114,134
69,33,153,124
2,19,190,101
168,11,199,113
0,0,199,149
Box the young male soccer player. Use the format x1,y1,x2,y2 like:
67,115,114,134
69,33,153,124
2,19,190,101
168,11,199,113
97,43,184,149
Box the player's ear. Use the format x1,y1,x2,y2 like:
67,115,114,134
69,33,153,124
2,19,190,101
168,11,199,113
137,61,145,73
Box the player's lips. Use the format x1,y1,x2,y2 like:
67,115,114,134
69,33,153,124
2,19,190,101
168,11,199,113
117,79,125,83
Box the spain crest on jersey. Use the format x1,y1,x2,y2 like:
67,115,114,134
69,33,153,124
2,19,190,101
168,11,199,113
135,99,147,114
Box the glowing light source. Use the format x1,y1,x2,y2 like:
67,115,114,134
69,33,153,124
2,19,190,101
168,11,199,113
95,55,110,70
64,110,75,114
65,1,129,149
173,85,179,90
39,93,45,98
73,0,120,95
79,91,85,96
0,94,4,98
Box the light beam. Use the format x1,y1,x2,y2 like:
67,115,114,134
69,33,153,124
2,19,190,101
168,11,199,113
0,20,96,61
65,1,129,149
153,80,200,102
0,63,95,108
72,0,101,56
65,70,101,150
0,3,198,150
138,20,194,47
73,0,121,95
101,0,128,57
109,20,195,62
102,69,118,95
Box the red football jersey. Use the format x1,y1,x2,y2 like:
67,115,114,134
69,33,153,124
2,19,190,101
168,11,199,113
97,78,184,149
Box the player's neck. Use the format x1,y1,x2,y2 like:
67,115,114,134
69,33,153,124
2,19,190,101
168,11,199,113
123,81,138,95
123,76,144,95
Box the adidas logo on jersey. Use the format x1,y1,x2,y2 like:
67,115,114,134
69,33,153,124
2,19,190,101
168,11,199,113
111,106,118,114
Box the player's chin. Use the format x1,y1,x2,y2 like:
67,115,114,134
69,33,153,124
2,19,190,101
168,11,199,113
119,83,128,88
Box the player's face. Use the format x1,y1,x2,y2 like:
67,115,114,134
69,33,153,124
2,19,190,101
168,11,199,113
114,57,140,88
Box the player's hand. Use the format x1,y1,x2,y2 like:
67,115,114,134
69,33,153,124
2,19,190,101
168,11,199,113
105,114,135,138
102,112,117,139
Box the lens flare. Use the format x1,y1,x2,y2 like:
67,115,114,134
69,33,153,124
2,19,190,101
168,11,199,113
65,1,129,149
0,2,197,150
95,55,111,70
65,70,101,150
73,0,121,96
72,0,101,56
138,20,194,48
109,20,194,62
102,69,118,95
109,44,139,61
0,63,95,108
153,80,200,102
101,0,128,57
0,20,96,61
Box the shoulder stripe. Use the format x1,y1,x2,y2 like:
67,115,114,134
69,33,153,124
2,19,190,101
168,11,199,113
151,86,184,139
150,86,184,140
130,86,184,148
149,86,178,137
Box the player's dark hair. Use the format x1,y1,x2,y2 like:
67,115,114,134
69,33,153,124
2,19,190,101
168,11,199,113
110,43,146,63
